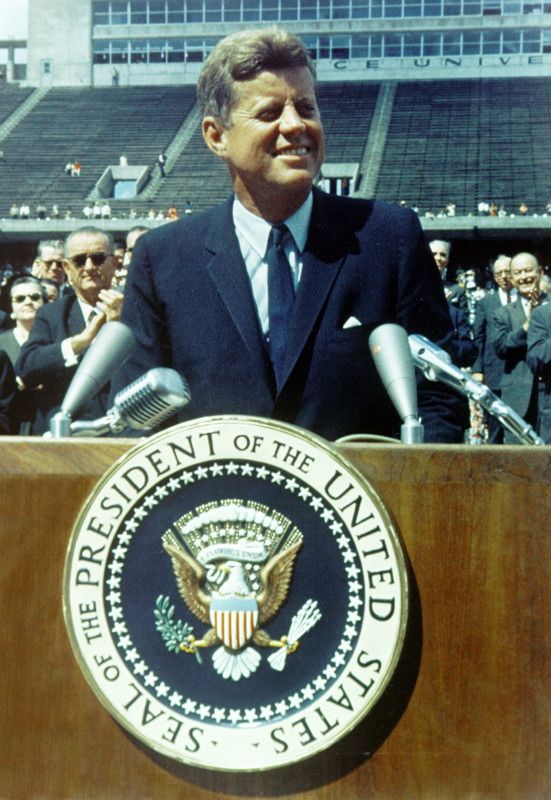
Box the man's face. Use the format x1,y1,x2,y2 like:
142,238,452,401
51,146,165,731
63,232,115,304
205,67,325,219
10,281,44,323
34,246,65,283
429,242,450,274
493,258,512,291
510,254,541,297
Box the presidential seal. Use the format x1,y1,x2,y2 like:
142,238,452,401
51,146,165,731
63,416,408,772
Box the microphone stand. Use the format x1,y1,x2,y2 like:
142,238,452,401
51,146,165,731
409,334,544,446
400,416,424,444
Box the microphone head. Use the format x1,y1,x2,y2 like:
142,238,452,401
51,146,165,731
114,368,191,430
61,321,135,416
369,323,419,421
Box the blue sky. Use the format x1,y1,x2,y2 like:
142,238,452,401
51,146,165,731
0,0,28,37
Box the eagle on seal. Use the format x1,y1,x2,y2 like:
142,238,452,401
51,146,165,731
162,531,302,680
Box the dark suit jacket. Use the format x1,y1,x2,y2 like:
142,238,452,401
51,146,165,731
448,304,477,368
112,189,465,442
492,297,535,418
15,294,110,435
0,350,16,434
472,290,509,390
526,300,551,443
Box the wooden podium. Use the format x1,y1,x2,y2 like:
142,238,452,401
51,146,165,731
1,438,550,799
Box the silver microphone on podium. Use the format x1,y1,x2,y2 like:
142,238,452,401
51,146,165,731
368,323,424,444
69,368,191,436
50,321,135,437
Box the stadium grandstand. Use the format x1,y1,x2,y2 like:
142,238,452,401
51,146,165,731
0,0,549,274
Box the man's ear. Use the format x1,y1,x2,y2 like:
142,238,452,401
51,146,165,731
202,116,228,159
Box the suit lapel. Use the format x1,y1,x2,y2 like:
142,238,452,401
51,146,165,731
204,200,274,391
278,189,346,388
64,295,86,336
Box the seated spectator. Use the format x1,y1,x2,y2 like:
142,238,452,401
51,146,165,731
8,203,18,219
429,239,467,310
112,226,148,288
40,279,60,303
31,239,66,289
0,277,48,433
0,276,47,365
16,227,123,435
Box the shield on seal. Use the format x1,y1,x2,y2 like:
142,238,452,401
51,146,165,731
210,596,259,651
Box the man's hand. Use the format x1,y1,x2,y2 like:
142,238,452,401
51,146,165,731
472,372,484,382
522,287,542,330
70,311,106,355
97,289,124,322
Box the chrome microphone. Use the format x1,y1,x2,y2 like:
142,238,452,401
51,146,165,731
49,321,135,437
69,368,191,436
368,323,424,443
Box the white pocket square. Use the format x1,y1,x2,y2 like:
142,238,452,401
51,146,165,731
342,316,362,329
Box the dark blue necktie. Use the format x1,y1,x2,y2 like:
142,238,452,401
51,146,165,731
267,224,295,387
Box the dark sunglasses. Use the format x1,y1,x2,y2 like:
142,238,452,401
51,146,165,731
13,293,42,303
69,251,111,268
41,259,64,267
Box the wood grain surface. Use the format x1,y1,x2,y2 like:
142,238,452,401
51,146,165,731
1,439,549,800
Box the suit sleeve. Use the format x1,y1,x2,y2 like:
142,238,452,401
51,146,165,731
527,305,551,376
492,306,526,359
15,306,68,387
110,233,173,398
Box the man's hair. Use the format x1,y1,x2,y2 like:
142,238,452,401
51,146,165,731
64,227,114,257
197,27,315,125
429,239,451,254
492,254,511,273
36,239,64,259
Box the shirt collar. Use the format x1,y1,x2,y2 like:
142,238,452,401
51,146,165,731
232,193,313,257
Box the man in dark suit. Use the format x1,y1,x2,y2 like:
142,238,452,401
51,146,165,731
493,252,544,444
113,27,464,443
428,239,467,312
526,299,551,443
472,255,515,443
16,227,123,434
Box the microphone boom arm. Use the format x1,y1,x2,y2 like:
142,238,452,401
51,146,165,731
409,333,544,446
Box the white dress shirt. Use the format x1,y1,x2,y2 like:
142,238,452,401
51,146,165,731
232,194,313,335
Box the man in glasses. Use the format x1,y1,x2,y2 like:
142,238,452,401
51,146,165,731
16,227,123,435
31,239,66,289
